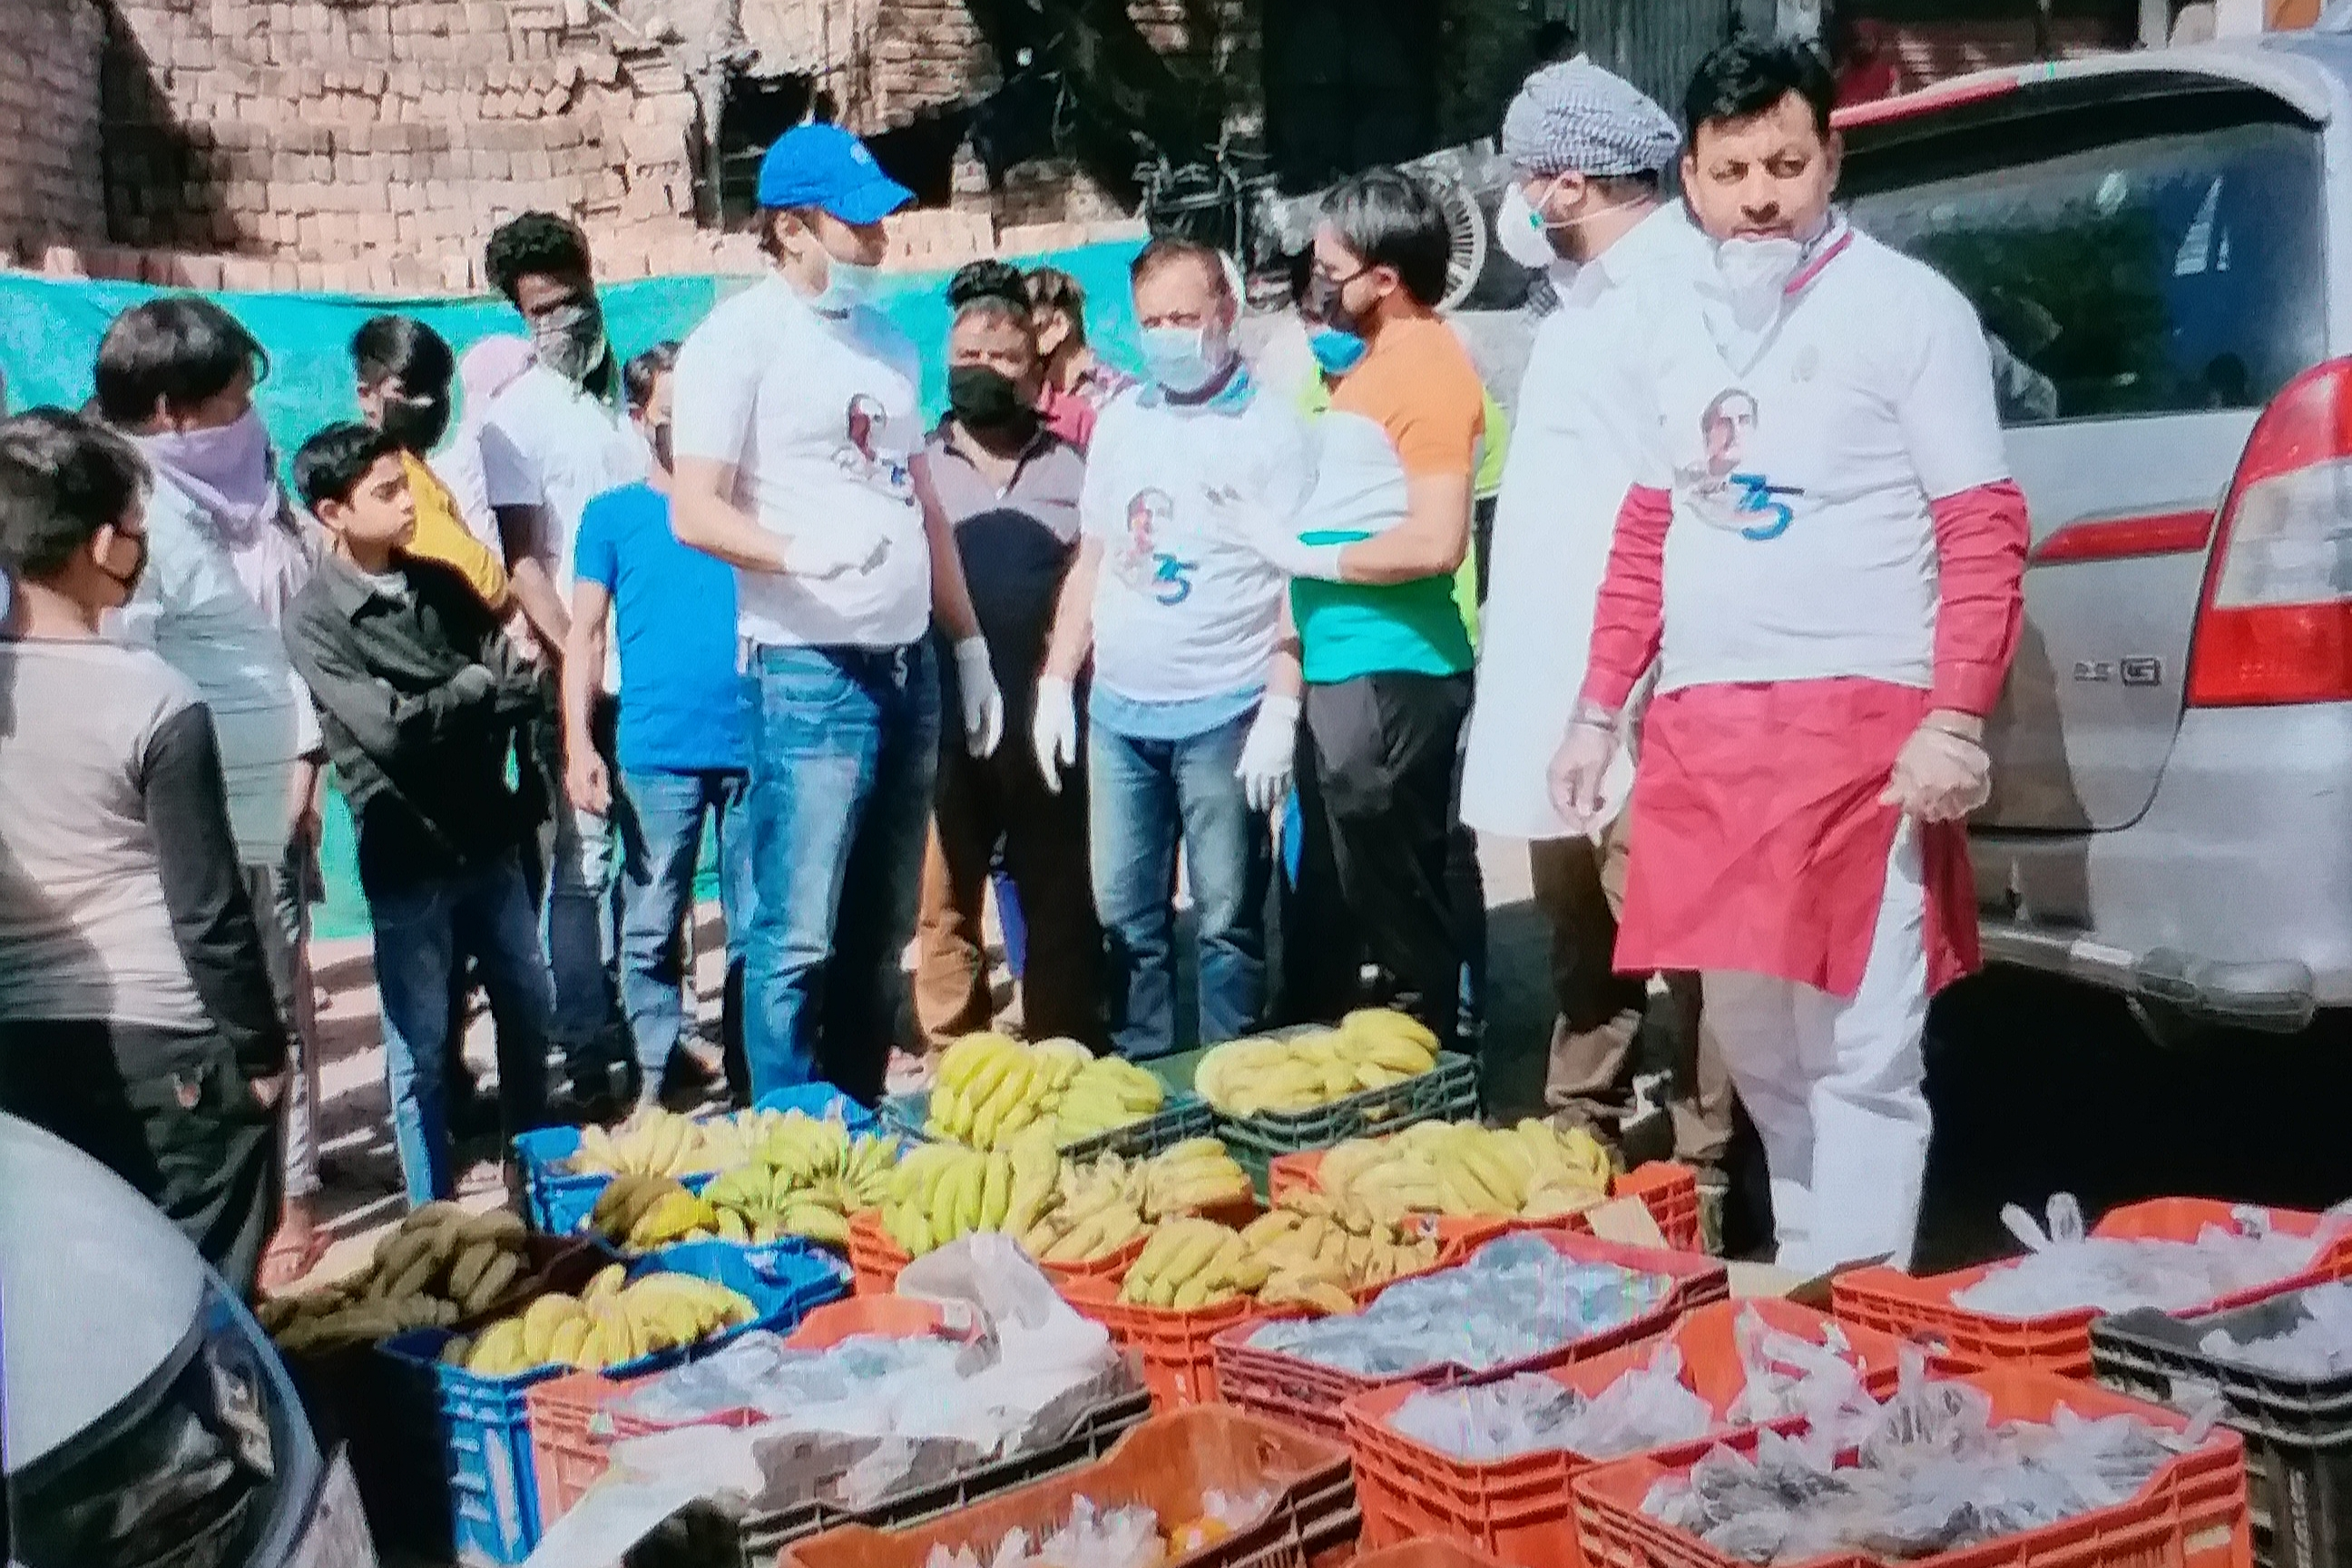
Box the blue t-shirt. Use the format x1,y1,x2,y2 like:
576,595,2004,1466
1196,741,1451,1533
573,482,746,775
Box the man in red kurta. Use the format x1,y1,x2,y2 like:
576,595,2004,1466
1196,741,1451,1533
1553,39,2029,1275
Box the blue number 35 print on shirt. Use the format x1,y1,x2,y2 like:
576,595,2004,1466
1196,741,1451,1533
1729,474,1805,542
1152,554,1199,605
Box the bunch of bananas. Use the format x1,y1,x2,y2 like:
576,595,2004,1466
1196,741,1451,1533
258,1204,532,1354
1118,1218,1269,1309
452,1262,757,1377
1317,1119,1616,1226
926,1034,1167,1149
1106,1187,1442,1318
879,1131,1063,1257
569,1109,741,1180
699,1131,897,1250
1193,1010,1441,1118
1241,1192,1441,1314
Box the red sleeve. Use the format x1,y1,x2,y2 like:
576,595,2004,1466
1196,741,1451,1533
1578,484,1671,713
1928,479,2030,716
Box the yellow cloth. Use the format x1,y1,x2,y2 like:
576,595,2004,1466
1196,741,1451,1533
400,452,509,610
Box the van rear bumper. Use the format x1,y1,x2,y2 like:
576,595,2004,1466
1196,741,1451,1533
1975,920,2318,1032
1970,702,2352,1033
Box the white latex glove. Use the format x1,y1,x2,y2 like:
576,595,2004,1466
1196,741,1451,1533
1202,485,1346,581
1547,710,1621,834
779,518,888,581
1032,674,1078,792
953,636,1004,759
1880,721,1992,823
1236,693,1301,813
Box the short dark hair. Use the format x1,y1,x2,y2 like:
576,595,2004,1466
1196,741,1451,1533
93,297,269,427
351,315,456,450
1024,266,1089,340
293,422,402,514
622,341,680,413
1683,37,1838,142
947,259,1032,326
0,408,150,579
485,211,594,302
1319,167,1452,309
1532,20,1579,63
1129,236,1230,299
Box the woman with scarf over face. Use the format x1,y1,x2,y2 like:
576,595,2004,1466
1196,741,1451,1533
911,261,1104,1048
93,296,324,1290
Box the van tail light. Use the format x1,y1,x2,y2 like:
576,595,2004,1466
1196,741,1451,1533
2186,358,2352,707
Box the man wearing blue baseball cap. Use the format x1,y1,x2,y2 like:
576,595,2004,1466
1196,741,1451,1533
671,122,1005,1103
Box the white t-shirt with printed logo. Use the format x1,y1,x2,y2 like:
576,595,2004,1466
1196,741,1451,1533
1632,222,2011,697
1079,378,1312,705
671,275,932,650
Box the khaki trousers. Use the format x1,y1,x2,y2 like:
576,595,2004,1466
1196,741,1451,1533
1533,815,1733,1165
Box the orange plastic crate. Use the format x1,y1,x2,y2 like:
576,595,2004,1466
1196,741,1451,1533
1343,1300,1908,1564
846,1209,1149,1297
1267,1152,1703,1255
1353,1541,1512,1568
779,1404,1360,1568
1059,1274,1253,1410
1831,1199,2352,1378
525,1295,977,1523
1570,1362,2252,1568
1213,1231,1730,1439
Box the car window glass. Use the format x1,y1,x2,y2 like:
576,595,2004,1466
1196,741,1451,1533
1848,116,2324,426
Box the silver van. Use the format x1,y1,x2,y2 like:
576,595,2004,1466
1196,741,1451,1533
2,1113,377,1568
1838,25,2352,1040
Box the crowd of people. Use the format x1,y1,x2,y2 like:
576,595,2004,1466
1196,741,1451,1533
0,34,2026,1297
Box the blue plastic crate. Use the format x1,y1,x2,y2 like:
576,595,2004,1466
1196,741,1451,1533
514,1088,881,1236
881,1088,1216,1162
605,1239,851,1377
376,1332,564,1567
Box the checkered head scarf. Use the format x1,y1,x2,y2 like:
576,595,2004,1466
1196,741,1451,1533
1501,60,1681,179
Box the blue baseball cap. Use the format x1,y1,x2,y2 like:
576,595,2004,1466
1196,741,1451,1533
757,122,914,225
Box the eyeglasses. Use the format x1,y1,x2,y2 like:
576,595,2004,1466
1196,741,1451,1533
1309,260,1373,287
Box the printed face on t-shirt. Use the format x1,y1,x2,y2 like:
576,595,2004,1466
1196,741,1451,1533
834,391,913,500
1679,386,1802,543
1114,487,1196,606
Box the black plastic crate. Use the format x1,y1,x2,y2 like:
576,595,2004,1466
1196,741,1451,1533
1212,1051,1481,1192
622,1382,1157,1567
2093,1288,2352,1568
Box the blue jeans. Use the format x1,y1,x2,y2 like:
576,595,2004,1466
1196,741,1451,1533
543,703,621,1093
361,848,553,1206
742,641,940,1104
1089,711,1271,1059
614,768,754,1085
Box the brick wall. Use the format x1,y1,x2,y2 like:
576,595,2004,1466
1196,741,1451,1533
0,0,108,266
97,0,714,289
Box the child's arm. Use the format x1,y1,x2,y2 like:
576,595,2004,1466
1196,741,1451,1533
283,600,502,763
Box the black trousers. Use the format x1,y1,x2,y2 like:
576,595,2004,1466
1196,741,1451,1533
1298,671,1475,1044
0,1018,280,1296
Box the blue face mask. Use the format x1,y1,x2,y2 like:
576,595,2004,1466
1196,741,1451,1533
1139,324,1231,397
813,258,880,314
1308,327,1368,378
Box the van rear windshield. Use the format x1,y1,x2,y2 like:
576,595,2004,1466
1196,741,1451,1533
1843,92,2325,426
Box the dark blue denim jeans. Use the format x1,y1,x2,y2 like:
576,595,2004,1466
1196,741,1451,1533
1088,710,1271,1059
613,768,754,1085
741,640,940,1103
360,848,552,1205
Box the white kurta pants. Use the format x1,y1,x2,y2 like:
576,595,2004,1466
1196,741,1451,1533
1702,822,1931,1276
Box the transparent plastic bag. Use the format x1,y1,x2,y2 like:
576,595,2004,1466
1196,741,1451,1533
2200,1279,2352,1379
1955,1194,2320,1319
1246,1235,1674,1376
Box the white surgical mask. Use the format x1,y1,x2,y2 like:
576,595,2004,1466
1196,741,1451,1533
1699,221,1838,368
1496,184,1560,271
813,257,880,314
1140,323,1231,397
